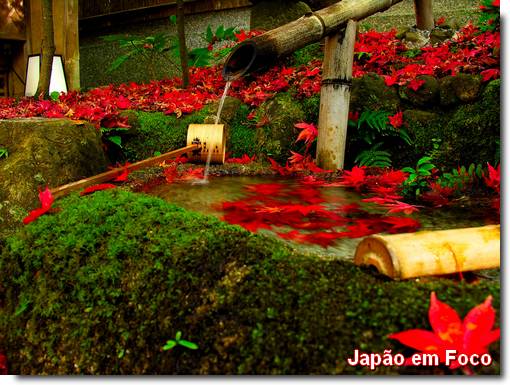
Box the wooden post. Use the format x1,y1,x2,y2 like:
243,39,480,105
64,0,80,91
36,0,55,97
316,19,357,170
413,0,434,31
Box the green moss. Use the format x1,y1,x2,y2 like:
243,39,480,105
350,73,401,112
122,108,211,161
256,92,306,162
0,190,500,374
227,104,257,158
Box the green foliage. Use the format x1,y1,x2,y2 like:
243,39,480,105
402,49,422,59
101,31,181,76
162,331,199,351
354,110,412,146
100,127,129,150
0,147,8,159
50,91,60,102
354,143,392,168
349,109,412,169
402,156,436,197
0,190,500,374
437,163,484,189
477,0,500,32
188,25,239,67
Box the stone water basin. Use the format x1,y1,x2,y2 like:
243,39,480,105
147,176,498,268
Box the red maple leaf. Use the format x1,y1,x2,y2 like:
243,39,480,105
382,216,421,233
23,187,55,225
383,200,421,215
483,163,500,193
388,111,404,128
0,352,7,375
80,183,117,196
407,78,426,91
480,69,500,82
339,166,366,191
389,292,500,372
289,151,305,165
295,122,318,149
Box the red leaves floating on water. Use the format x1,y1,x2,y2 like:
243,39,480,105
221,173,421,247
23,187,55,225
80,183,117,196
389,292,500,372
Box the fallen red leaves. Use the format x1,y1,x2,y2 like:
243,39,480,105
80,183,117,196
23,187,55,225
0,24,499,130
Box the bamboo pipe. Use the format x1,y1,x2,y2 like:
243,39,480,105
222,0,404,79
50,144,199,198
354,225,500,280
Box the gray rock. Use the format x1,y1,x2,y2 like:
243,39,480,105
0,118,107,211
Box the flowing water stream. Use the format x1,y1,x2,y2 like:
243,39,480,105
193,81,232,185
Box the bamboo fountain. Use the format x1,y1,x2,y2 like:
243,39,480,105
221,0,500,278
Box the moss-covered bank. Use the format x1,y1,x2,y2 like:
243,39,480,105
0,191,499,374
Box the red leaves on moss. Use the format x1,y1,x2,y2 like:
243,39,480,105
389,292,500,371
80,183,117,196
23,187,55,225
226,154,256,164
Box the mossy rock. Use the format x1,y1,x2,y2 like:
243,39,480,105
403,80,500,169
350,73,401,112
440,79,500,167
226,104,258,159
452,74,483,103
399,75,439,107
0,190,500,374
0,118,107,215
430,27,455,45
256,92,306,162
438,76,458,107
250,0,311,31
121,109,211,162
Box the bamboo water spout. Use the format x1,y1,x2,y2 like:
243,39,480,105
222,0,404,80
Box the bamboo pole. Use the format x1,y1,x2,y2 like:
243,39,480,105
50,144,199,198
223,0,404,79
413,0,434,31
316,20,357,170
354,225,500,280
